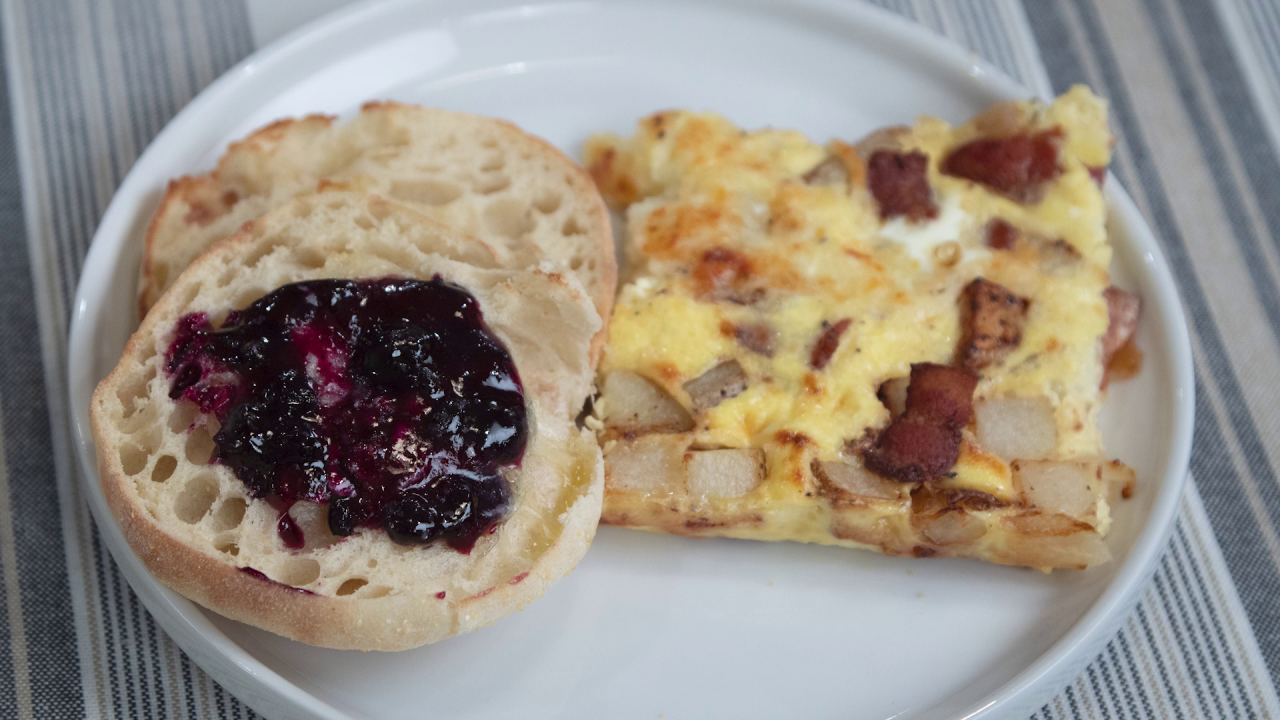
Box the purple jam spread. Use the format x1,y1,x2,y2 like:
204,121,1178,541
165,277,527,551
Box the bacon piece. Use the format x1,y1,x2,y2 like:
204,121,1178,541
863,415,962,484
940,129,1063,203
1087,165,1107,187
867,151,938,221
958,278,1030,371
904,363,979,427
985,218,1020,250
809,318,852,370
1101,286,1141,367
862,363,978,483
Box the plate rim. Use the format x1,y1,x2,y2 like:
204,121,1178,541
64,1,1195,718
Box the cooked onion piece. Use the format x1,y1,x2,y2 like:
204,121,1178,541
683,360,749,412
812,459,902,500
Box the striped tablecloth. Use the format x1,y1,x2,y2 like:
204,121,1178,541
2,0,1279,717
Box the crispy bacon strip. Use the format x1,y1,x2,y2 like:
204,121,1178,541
867,151,937,221
862,363,978,483
810,319,852,370
958,278,1030,371
940,129,1063,203
1101,286,1141,367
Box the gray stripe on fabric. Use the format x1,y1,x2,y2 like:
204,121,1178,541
1169,525,1256,719
5,0,257,715
1084,665,1112,720
1169,0,1280,320
1090,658,1117,719
0,13,86,720
0,27,24,720
967,0,1019,80
1152,560,1218,717
867,0,917,23
1031,0,1280,685
1113,630,1158,718
89,528,125,720
1242,0,1280,79
0,567,13,719
1191,364,1280,680
0,408,33,720
1138,0,1280,376
1135,603,1189,720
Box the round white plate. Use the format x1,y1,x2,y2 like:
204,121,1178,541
67,1,1195,718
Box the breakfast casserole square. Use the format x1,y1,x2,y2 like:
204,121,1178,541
586,86,1139,570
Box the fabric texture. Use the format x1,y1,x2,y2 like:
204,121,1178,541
1,0,1279,717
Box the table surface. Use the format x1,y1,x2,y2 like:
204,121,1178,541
2,0,1279,717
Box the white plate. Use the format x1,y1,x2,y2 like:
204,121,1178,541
67,1,1195,718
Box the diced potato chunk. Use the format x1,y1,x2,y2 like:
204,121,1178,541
919,510,987,545
975,396,1056,461
802,155,849,186
877,377,908,418
1101,459,1136,502
1002,513,1110,568
683,360,749,412
685,448,765,499
605,435,686,494
1013,460,1097,519
601,371,695,434
812,459,901,500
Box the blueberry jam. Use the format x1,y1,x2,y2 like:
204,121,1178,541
166,277,527,551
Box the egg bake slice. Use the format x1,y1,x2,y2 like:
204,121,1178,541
585,86,1140,570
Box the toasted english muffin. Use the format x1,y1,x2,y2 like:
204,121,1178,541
586,86,1137,570
139,102,616,356
93,192,603,650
